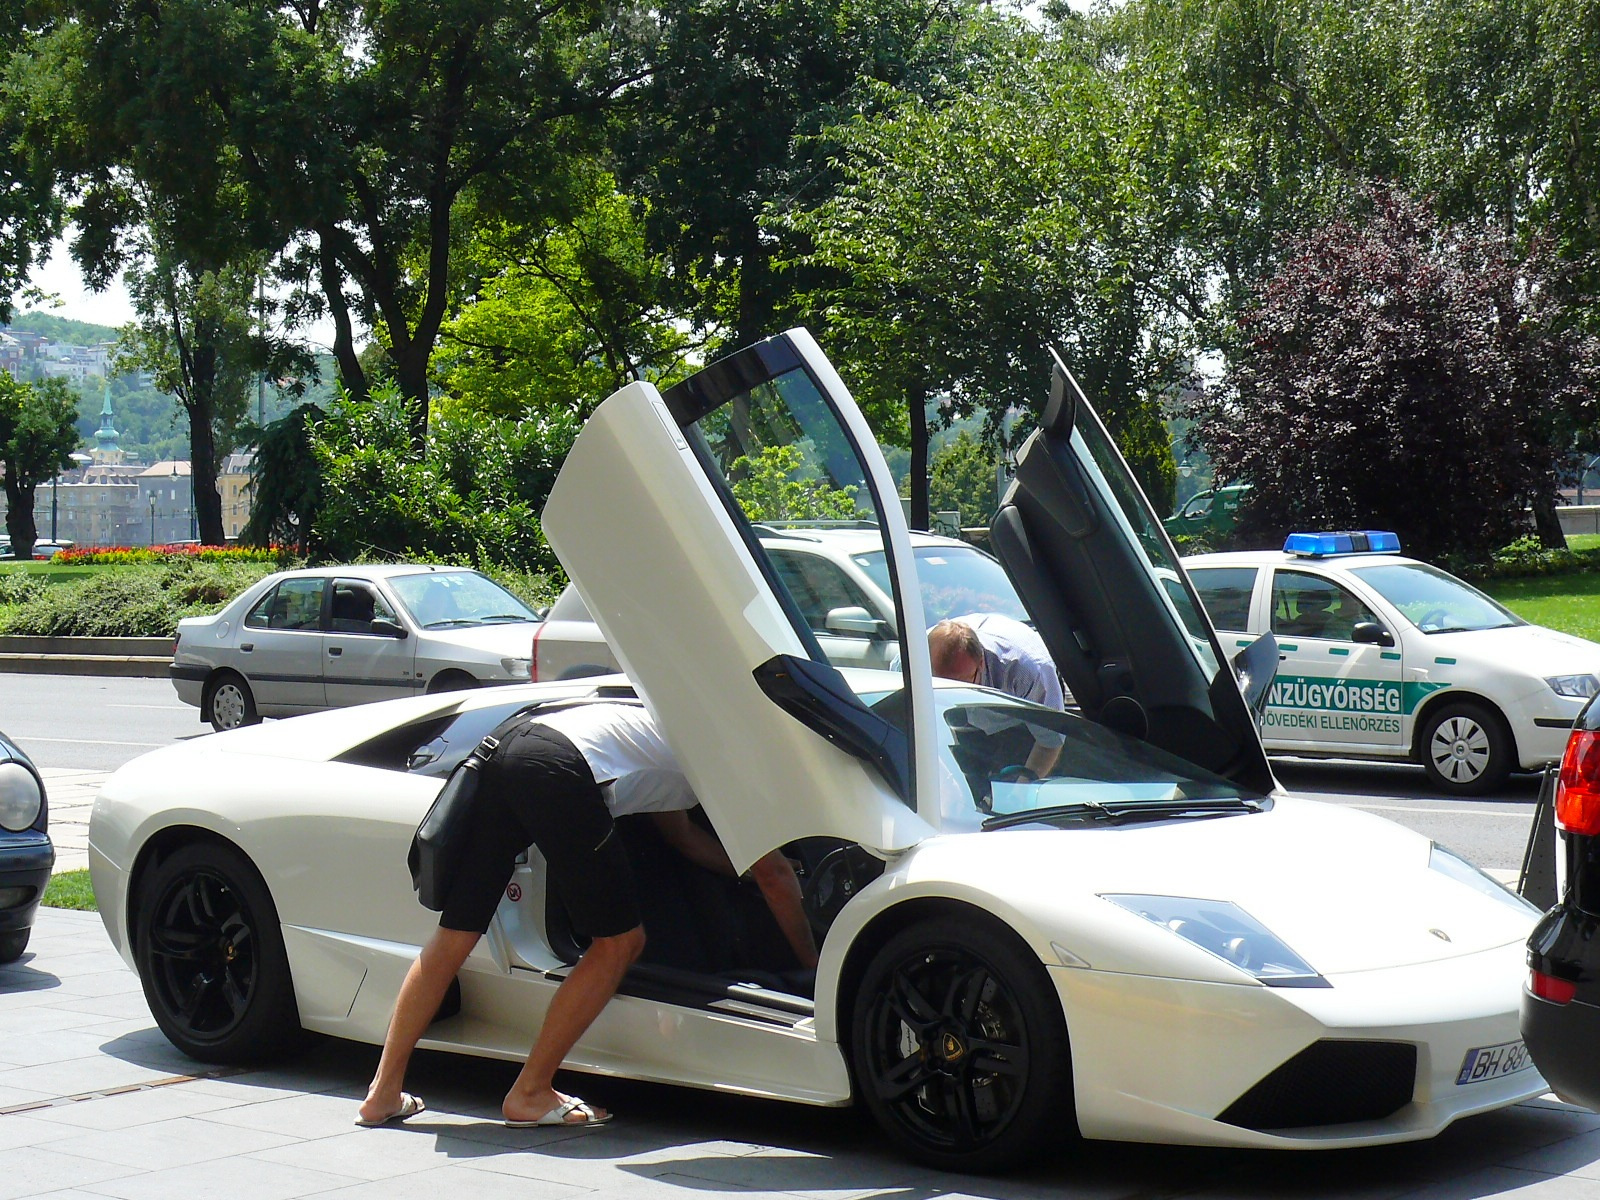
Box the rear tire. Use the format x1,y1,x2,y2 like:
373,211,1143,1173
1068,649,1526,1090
134,841,305,1063
205,672,259,733
1420,700,1513,795
850,914,1074,1172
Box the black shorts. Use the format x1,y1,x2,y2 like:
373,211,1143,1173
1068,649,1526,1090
438,718,641,938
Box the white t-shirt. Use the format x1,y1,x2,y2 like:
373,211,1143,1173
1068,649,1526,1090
532,702,698,817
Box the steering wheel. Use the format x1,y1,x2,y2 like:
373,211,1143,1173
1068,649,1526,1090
1415,607,1451,629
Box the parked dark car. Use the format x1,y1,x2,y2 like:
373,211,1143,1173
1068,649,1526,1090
0,730,52,962
1523,693,1600,1106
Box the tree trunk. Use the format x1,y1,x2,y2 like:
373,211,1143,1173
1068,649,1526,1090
1531,491,1566,549
3,477,38,557
908,383,929,532
189,411,224,545
318,232,368,405
393,346,432,448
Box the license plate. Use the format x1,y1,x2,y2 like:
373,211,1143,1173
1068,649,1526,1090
1456,1040,1534,1085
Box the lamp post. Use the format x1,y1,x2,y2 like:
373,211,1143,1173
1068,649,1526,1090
148,492,157,547
50,451,93,543
171,462,197,542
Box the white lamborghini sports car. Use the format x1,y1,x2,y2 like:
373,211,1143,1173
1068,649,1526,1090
89,332,1544,1171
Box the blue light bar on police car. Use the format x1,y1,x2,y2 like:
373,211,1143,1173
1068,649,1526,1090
1283,530,1402,556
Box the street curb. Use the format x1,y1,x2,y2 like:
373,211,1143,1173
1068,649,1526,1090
0,636,174,678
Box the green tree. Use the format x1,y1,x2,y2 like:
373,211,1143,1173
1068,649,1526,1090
729,444,861,523
434,179,689,420
927,431,999,528
0,374,81,557
20,0,639,442
1193,190,1600,563
622,0,981,349
0,6,64,320
240,402,322,554
308,386,571,571
788,26,1184,521
115,218,307,545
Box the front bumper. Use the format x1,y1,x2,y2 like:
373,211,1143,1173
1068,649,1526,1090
1056,939,1543,1148
0,831,55,934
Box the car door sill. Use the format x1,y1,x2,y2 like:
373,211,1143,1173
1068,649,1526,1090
530,961,815,1027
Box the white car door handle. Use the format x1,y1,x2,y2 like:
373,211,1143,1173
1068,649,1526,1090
240,643,254,652
328,646,343,657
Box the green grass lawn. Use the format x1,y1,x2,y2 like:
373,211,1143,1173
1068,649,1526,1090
1483,570,1600,642
0,561,103,583
42,868,97,911
1567,533,1600,553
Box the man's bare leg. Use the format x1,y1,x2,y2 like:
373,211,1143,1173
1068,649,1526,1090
359,926,480,1124
502,926,646,1124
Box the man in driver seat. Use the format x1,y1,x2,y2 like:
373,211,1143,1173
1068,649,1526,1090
358,701,816,1131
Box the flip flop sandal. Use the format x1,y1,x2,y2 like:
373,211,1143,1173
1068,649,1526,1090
355,1092,426,1127
504,1095,613,1127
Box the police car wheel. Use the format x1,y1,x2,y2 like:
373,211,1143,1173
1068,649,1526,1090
1420,701,1512,795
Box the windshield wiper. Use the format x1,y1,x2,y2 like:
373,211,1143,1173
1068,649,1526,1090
422,618,480,629
982,797,1266,832
479,614,533,623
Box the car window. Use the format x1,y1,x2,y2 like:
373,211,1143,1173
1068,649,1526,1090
906,687,1265,832
1182,493,1213,518
388,570,538,629
851,545,1030,626
1270,570,1377,642
1348,562,1522,634
247,579,326,631
330,580,397,633
1189,566,1258,633
770,550,875,635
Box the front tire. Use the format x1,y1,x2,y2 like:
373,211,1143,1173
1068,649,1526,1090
205,671,259,733
850,914,1073,1172
426,670,479,695
0,929,29,963
134,841,304,1063
1420,700,1513,795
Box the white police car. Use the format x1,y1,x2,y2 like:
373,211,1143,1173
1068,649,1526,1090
1183,531,1600,794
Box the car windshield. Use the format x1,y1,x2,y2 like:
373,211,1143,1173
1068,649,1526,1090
1349,562,1522,634
387,571,538,629
865,685,1265,833
851,546,1030,626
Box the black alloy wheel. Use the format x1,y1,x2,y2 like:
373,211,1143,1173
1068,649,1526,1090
134,842,303,1063
851,915,1073,1172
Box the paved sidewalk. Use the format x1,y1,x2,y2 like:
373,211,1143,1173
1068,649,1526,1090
40,768,106,874
8,908,1600,1199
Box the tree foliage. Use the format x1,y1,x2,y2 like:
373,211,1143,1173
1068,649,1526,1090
307,387,573,572
0,373,81,556
927,430,999,527
1193,190,1600,563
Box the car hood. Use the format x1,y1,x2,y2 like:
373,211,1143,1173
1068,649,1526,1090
900,795,1535,979
1424,623,1600,677
417,621,539,658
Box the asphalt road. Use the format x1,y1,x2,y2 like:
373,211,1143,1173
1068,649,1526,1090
0,672,1546,872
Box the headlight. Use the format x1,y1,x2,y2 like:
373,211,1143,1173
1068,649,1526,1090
1429,844,1538,914
0,762,43,832
500,656,533,680
1101,894,1326,987
1547,674,1600,700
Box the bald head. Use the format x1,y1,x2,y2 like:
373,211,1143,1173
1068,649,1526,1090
928,619,984,684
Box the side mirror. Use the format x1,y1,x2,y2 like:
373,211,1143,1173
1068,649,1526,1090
1231,632,1280,725
825,605,886,638
371,618,409,639
1351,621,1394,648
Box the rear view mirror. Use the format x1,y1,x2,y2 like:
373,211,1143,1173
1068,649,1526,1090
825,606,886,638
371,618,409,639
1351,621,1394,647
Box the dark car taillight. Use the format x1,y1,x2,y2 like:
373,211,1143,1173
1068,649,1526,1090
1555,729,1600,836
1530,968,1578,1005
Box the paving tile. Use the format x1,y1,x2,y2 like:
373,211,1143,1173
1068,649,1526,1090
0,1146,134,1200
0,1029,138,1068
37,1112,300,1171
0,1054,177,1098
247,1124,514,1182
85,1155,364,1200
1385,1165,1600,1199
27,1082,253,1130
1502,1127,1600,1180
307,1162,591,1199
198,1089,388,1140
0,1112,80,1151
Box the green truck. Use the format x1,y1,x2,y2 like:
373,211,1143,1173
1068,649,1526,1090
1163,483,1251,539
